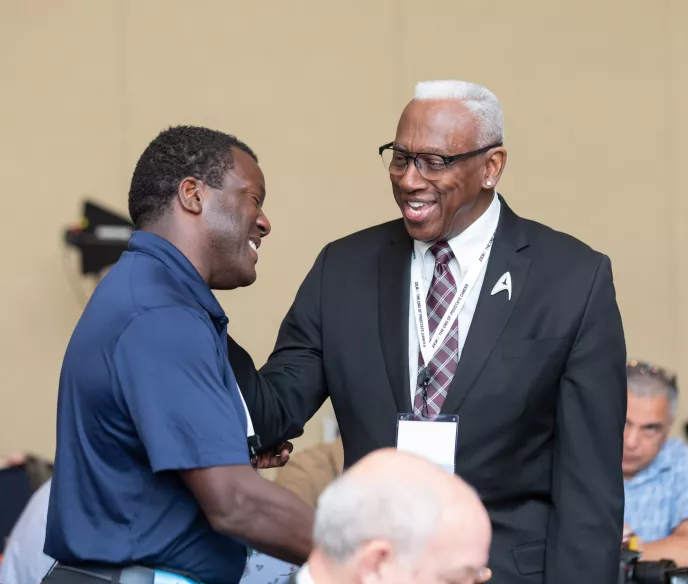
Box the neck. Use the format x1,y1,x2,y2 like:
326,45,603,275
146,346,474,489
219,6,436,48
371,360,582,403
307,551,348,584
142,216,210,284
444,189,494,241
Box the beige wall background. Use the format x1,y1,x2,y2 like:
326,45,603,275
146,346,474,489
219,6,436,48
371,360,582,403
1,0,687,460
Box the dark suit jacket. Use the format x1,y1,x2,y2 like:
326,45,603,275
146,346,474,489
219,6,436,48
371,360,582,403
229,196,626,584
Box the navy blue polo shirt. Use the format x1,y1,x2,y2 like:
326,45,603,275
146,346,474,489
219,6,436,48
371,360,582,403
45,231,251,584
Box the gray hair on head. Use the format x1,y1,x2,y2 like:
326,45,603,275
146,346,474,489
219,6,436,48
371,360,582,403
627,364,678,416
413,80,504,148
313,472,441,564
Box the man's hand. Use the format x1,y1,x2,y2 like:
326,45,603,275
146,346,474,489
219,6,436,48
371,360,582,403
638,520,688,565
623,523,644,552
251,441,294,469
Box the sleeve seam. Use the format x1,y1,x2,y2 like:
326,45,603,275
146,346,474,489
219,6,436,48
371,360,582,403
113,305,211,357
152,450,250,473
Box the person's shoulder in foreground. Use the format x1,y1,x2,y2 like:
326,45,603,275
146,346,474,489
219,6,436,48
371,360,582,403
46,125,314,584
295,449,492,584
0,478,54,584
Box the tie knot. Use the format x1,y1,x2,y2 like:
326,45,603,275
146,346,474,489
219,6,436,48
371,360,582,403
430,241,454,265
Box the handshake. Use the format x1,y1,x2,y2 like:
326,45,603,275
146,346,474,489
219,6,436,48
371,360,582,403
249,431,303,470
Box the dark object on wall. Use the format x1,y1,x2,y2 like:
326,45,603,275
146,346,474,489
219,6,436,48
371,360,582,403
64,200,133,275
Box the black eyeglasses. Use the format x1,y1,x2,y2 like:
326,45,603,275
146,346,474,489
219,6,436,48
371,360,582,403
627,360,678,391
378,141,503,181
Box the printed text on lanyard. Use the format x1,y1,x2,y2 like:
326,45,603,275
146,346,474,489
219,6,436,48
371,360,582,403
412,232,496,367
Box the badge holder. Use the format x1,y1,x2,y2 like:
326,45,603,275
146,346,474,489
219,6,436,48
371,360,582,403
395,413,459,474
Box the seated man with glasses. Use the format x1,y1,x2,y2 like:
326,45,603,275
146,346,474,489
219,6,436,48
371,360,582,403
624,360,688,565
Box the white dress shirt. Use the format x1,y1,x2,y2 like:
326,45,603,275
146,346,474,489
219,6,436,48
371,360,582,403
235,382,255,437
295,563,316,584
407,193,501,403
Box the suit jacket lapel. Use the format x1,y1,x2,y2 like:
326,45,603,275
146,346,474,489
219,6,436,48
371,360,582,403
378,221,413,413
441,199,531,414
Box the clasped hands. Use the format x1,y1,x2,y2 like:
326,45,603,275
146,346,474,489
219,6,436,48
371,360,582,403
250,429,304,470
251,440,294,469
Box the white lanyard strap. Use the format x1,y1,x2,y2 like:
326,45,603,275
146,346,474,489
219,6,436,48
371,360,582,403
412,231,496,367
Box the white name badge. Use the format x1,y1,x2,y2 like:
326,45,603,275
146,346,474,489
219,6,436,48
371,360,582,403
395,413,459,474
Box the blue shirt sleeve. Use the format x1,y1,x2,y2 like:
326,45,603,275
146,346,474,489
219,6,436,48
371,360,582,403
672,441,688,531
113,306,249,473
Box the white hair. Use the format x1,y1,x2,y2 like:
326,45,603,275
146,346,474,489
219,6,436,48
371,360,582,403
413,80,504,147
627,369,678,416
313,473,441,564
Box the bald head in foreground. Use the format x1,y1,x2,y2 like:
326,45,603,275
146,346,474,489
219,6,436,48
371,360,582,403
295,449,491,584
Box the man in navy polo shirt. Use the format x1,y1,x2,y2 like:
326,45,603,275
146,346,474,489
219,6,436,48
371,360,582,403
44,126,314,584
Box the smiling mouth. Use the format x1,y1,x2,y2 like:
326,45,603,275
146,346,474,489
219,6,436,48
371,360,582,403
248,239,261,260
403,200,437,222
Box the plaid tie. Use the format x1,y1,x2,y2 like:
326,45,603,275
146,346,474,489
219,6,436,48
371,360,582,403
413,242,459,420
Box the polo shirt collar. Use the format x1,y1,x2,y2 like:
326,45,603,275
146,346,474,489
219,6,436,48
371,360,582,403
128,230,226,320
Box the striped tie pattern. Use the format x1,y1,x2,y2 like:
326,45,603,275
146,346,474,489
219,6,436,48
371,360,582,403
413,242,459,420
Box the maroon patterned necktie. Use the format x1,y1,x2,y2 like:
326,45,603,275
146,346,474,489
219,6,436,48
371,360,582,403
413,242,459,420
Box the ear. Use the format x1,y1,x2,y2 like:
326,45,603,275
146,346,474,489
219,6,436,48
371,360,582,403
483,147,507,190
353,539,395,584
177,176,205,216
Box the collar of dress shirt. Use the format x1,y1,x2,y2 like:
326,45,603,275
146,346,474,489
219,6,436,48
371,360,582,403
413,192,501,280
296,563,316,584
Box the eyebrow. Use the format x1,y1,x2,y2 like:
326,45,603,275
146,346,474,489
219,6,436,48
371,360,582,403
241,183,266,203
423,146,451,155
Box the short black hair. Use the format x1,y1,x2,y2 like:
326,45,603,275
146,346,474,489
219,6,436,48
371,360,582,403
128,125,258,228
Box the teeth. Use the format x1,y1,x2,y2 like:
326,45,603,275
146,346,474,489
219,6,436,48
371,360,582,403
408,201,426,209
248,240,257,252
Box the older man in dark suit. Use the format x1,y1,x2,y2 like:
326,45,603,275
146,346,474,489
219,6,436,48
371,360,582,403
231,79,627,584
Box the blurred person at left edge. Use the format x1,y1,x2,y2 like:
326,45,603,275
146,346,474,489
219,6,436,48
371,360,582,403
43,126,314,584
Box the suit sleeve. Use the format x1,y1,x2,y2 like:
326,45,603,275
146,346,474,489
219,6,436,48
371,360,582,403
229,247,330,448
545,254,626,584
